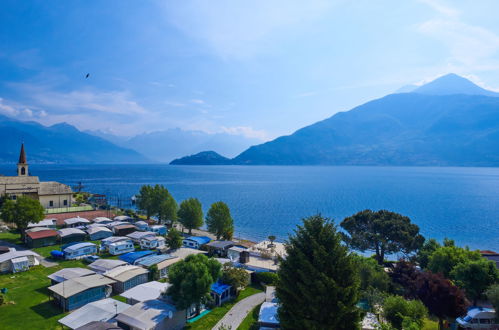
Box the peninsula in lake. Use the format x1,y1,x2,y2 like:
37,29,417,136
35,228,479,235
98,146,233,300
171,74,499,166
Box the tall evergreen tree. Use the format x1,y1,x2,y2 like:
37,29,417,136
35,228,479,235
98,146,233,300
178,198,203,234
206,201,234,240
276,215,361,330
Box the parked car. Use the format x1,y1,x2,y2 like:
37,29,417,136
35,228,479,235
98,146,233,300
83,255,101,264
456,307,498,329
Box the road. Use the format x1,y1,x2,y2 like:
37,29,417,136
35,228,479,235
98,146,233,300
212,292,265,330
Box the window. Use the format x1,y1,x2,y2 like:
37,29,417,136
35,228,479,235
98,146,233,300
63,200,68,206
21,167,25,175
49,201,54,207
479,319,491,324
12,195,17,200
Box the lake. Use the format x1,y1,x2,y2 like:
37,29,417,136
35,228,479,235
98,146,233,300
1,164,498,251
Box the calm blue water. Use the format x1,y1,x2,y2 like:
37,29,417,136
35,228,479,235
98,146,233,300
1,164,498,251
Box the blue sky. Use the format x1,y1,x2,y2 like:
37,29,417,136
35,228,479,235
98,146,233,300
1,0,499,141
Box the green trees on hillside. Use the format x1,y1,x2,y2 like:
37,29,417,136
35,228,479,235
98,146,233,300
178,198,203,234
136,184,178,224
276,215,361,329
206,201,234,240
451,259,499,305
0,196,44,239
340,210,424,264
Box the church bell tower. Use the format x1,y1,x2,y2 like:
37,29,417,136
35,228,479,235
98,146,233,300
17,143,28,176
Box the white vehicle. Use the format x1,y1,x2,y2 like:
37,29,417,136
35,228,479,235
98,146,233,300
108,240,135,255
456,307,498,329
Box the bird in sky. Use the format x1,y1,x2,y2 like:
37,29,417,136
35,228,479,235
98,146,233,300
85,73,90,79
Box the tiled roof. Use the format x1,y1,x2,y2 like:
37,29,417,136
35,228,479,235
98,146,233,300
26,229,58,239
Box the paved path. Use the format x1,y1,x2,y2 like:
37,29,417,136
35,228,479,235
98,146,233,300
212,292,265,330
0,239,58,267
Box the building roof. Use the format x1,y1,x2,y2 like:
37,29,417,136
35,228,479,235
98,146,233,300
119,251,156,265
75,321,122,330
211,281,231,295
228,246,247,253
93,217,112,223
127,231,156,240
58,298,130,329
169,247,206,260
107,221,128,228
86,227,112,235
27,219,56,228
101,236,130,244
135,254,174,268
48,268,96,283
206,240,235,249
26,227,52,233
249,240,287,259
481,250,499,256
65,217,91,225
149,225,166,230
134,221,148,226
0,250,41,264
184,236,211,245
58,228,86,237
115,299,177,329
39,181,73,195
18,143,27,163
104,265,149,282
258,302,279,325
141,236,165,242
120,281,170,302
88,259,127,273
87,223,108,229
64,242,96,253
114,215,132,222
26,229,58,240
48,274,116,298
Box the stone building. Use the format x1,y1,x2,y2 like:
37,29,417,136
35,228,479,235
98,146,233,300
0,144,73,209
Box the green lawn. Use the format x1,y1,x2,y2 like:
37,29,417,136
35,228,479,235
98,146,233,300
186,284,264,330
0,231,22,245
237,302,262,330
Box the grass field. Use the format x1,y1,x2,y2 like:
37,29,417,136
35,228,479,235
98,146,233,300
237,302,262,330
186,285,264,330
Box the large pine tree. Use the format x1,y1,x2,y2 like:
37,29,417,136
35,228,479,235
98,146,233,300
276,215,361,330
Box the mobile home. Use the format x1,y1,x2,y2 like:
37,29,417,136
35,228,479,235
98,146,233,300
63,242,98,260
108,240,135,256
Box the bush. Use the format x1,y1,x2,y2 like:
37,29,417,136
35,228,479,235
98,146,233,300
383,295,427,329
256,272,278,285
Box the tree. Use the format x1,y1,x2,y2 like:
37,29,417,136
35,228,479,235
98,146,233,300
416,238,440,269
155,185,178,226
178,198,203,234
276,215,361,330
415,271,468,329
220,263,250,294
268,235,276,245
206,201,234,240
354,255,390,293
383,295,427,330
0,196,44,239
136,185,155,220
451,259,499,305
166,227,183,250
427,245,481,278
389,261,420,298
340,210,425,265
166,254,221,315
486,284,499,316
149,264,159,281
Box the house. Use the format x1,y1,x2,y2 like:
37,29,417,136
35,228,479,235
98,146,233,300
64,242,98,260
0,249,41,273
113,224,136,236
107,221,128,229
182,236,211,249
115,299,186,330
120,281,171,305
481,250,499,268
248,240,287,260
58,298,130,330
100,236,130,251
109,240,135,255
0,144,73,208
27,218,57,229
127,231,156,244
119,250,157,265
210,281,233,306
258,302,280,329
74,321,122,330
88,259,128,274
149,225,167,236
206,241,235,257
456,307,497,329
26,229,58,248
134,221,149,231
92,217,113,225
114,215,132,222
140,236,166,250
48,267,96,284
136,254,179,279
227,246,248,261
58,228,87,244
65,217,91,228
87,223,108,229
104,265,149,294
87,227,113,241
48,274,116,311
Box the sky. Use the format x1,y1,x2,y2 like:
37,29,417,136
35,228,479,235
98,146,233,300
2,0,499,141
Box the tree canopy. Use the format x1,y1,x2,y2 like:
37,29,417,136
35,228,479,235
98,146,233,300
1,196,44,238
486,284,499,315
354,255,390,293
166,254,221,314
426,245,481,278
205,201,234,240
276,215,361,330
340,210,424,264
166,227,183,250
178,198,204,234
136,184,177,224
451,259,499,305
220,263,250,292
383,295,427,330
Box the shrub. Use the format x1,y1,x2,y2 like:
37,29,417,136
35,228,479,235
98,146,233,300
256,272,278,285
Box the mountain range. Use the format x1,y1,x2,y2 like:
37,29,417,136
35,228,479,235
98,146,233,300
171,74,499,166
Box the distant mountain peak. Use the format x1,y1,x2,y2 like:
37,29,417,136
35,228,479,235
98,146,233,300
412,73,499,97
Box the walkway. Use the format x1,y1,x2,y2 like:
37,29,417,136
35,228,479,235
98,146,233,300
212,292,265,330
0,239,58,267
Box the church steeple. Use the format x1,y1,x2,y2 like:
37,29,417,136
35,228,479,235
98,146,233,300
17,143,28,176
